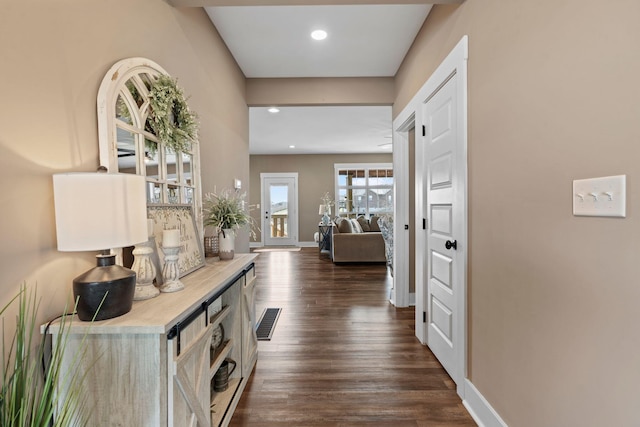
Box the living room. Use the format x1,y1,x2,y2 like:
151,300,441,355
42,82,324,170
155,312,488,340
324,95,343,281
2,1,640,427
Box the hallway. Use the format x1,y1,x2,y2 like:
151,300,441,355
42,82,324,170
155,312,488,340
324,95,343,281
230,248,476,426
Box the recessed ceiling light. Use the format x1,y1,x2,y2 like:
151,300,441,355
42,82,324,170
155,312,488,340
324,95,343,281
311,30,328,41
267,107,280,114
289,145,295,149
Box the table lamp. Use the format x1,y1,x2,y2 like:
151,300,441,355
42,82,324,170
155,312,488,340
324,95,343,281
319,204,331,225
53,172,148,321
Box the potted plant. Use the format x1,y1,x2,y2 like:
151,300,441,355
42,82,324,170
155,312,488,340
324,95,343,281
1,284,91,426
203,189,256,260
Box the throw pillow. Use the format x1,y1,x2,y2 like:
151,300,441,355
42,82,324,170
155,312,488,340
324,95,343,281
336,217,353,233
356,215,370,232
369,215,381,232
350,218,363,233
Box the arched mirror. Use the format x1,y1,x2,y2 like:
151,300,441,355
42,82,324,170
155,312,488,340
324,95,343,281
97,58,201,215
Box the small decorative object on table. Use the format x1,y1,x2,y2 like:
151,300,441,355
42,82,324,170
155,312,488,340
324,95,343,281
204,235,219,257
213,358,237,392
133,219,159,300
203,188,258,261
210,323,225,359
160,229,184,292
218,229,235,260
319,192,335,225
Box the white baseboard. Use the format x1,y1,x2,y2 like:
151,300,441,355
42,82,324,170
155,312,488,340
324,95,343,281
463,379,508,427
409,292,416,306
250,241,317,248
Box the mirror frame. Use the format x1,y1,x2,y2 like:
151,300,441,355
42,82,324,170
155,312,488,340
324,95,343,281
97,58,202,233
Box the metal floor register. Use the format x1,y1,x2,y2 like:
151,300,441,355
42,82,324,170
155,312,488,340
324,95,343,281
256,308,282,340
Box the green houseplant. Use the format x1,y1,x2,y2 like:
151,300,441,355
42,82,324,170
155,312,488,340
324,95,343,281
203,189,257,260
1,285,91,426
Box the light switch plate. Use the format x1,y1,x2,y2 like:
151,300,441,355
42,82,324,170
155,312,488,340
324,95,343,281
573,175,626,217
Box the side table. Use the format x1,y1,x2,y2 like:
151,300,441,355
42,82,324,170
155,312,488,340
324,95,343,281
318,223,333,259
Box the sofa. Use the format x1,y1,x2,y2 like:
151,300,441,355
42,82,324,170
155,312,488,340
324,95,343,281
331,216,387,263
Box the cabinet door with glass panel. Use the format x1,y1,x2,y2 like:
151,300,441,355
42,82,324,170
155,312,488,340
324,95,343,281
97,58,200,211
335,163,393,218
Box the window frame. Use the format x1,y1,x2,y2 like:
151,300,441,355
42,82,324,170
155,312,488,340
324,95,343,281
334,163,393,218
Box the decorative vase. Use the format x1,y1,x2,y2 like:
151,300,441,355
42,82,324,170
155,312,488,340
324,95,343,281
219,229,235,260
322,212,331,225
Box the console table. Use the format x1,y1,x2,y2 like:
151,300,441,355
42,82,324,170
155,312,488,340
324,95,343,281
43,254,258,427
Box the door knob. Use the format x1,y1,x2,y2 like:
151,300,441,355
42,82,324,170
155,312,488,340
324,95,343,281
445,240,457,250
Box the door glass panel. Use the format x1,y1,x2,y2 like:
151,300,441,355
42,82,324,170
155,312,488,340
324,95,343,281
269,184,288,238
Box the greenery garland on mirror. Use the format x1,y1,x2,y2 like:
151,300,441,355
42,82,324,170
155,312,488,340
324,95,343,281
148,75,199,153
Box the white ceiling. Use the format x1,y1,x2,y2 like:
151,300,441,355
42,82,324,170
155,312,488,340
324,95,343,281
205,5,432,78
250,105,393,154
204,4,433,154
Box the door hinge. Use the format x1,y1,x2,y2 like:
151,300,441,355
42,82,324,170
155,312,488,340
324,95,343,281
423,311,427,323
423,218,427,230
422,125,426,136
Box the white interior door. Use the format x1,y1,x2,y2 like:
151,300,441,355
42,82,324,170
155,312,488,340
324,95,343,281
261,174,298,246
423,72,465,387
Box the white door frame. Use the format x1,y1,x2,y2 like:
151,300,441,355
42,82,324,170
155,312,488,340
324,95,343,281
393,35,468,397
391,116,414,308
260,173,299,246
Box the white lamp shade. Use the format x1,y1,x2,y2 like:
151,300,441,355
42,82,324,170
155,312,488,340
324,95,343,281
53,173,148,252
319,205,331,215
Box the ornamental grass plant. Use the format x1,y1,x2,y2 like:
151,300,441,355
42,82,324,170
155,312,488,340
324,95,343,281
203,189,257,239
1,285,92,427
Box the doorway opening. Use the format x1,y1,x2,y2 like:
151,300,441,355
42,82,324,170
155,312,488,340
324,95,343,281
260,173,299,247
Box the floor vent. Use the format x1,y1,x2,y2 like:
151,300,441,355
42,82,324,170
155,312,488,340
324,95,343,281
256,308,282,341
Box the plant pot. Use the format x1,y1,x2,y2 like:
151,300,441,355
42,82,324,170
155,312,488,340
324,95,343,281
219,229,235,260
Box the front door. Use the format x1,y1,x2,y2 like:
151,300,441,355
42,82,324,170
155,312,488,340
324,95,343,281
423,72,465,387
261,174,298,246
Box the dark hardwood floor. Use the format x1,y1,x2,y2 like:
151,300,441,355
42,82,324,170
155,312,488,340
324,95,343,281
230,247,476,427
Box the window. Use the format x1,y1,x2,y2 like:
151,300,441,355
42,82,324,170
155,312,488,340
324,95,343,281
335,163,393,218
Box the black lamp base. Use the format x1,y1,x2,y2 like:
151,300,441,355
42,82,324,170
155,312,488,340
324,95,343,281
73,254,136,321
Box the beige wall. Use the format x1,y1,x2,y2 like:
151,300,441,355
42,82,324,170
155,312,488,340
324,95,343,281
396,1,640,425
246,77,394,106
250,154,392,243
0,2,248,325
